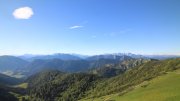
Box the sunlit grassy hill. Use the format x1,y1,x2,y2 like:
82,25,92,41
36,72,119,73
80,69,180,101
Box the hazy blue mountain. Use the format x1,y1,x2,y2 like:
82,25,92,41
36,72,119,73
119,53,146,58
0,56,29,72
25,56,133,76
145,55,180,60
86,54,133,61
19,53,180,61
88,58,122,69
1,53,179,78
19,53,82,61
0,73,22,85
18,54,37,60
71,53,89,59
87,53,180,60
25,59,90,75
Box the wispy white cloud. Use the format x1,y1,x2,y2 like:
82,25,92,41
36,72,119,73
69,25,83,29
13,7,34,19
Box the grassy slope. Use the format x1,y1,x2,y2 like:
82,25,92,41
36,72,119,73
13,83,28,89
80,69,180,101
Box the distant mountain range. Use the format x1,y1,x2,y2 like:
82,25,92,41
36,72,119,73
90,58,151,77
18,53,180,61
0,56,29,72
19,53,82,61
0,53,179,78
24,55,133,76
0,53,180,101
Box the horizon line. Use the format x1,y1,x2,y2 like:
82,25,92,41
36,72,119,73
0,52,180,56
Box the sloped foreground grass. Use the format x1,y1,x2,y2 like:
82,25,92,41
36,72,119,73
80,69,180,101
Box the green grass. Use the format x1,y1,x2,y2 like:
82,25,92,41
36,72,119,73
10,83,29,101
13,83,28,89
9,92,29,101
80,69,180,101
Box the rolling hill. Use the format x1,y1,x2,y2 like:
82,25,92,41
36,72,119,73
79,58,180,100
81,69,180,101
0,73,22,85
0,56,29,72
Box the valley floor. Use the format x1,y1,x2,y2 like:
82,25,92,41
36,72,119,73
80,69,180,101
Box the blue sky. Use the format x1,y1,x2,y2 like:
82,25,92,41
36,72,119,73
0,0,180,55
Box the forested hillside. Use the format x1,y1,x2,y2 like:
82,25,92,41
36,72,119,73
83,58,180,99
0,57,180,101
90,58,150,77
26,70,98,101
23,58,180,101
